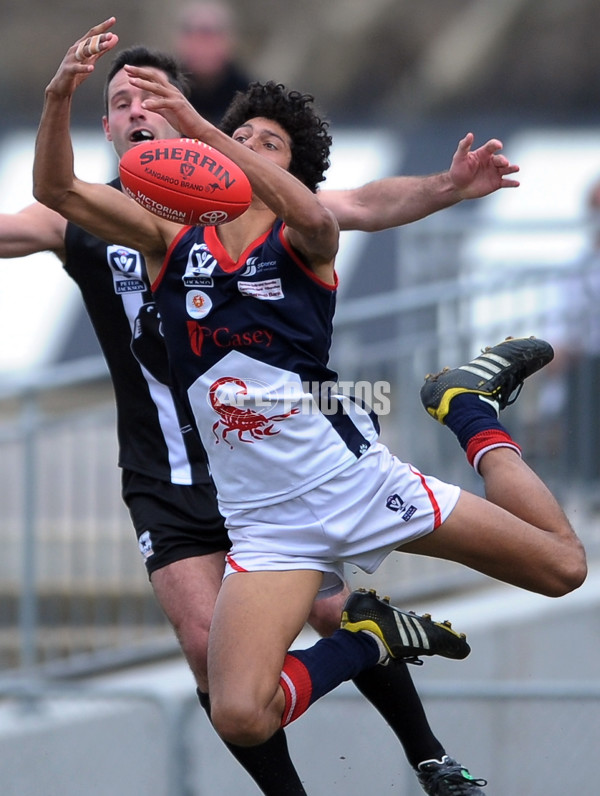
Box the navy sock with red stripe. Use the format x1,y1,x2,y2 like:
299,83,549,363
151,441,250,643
279,628,380,727
443,393,521,471
442,392,501,446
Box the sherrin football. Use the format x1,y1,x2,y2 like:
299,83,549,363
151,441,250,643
119,138,252,226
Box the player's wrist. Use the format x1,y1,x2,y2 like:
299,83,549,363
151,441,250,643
428,171,463,208
45,81,75,102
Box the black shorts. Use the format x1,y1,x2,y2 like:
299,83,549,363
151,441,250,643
121,469,230,577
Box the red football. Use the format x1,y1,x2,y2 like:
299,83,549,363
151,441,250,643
119,138,252,226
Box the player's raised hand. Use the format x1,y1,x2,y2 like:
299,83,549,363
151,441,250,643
449,132,520,200
46,18,119,98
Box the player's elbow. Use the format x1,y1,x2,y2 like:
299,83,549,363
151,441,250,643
32,166,74,212
295,206,339,251
32,179,63,211
302,203,338,235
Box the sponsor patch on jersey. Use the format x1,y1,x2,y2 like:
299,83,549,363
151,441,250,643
107,245,145,293
385,493,417,521
186,290,213,319
238,278,284,301
183,243,218,287
187,323,274,356
240,256,278,277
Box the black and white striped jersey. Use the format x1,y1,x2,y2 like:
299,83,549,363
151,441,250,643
63,179,211,485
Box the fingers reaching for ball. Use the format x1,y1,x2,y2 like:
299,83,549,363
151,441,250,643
73,18,118,64
75,36,103,62
45,17,118,98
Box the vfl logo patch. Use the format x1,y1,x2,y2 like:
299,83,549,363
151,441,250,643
386,494,405,512
385,494,417,522
107,245,145,293
109,248,138,274
183,243,218,286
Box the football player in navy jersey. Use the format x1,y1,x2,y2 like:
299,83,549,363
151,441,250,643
3,16,544,795
34,15,586,769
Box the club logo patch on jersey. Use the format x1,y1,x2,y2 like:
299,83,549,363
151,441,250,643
131,303,172,385
107,245,145,293
209,376,299,448
186,290,213,319
385,493,417,521
183,243,218,287
138,530,154,559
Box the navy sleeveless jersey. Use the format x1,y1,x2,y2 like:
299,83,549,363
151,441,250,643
153,220,379,509
63,178,210,485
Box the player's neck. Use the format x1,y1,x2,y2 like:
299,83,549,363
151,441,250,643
216,204,276,261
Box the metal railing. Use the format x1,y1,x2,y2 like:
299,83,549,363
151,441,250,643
0,357,173,673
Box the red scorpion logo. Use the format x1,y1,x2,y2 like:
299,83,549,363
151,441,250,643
209,376,299,447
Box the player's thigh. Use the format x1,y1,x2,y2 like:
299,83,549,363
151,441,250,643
208,569,323,706
150,551,226,630
400,489,548,576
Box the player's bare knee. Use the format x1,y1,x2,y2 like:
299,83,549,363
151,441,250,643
544,540,587,597
307,603,340,637
211,700,271,747
307,589,349,637
164,611,211,686
179,634,209,684
557,544,587,596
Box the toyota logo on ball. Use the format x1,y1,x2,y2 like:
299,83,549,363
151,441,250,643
199,210,230,225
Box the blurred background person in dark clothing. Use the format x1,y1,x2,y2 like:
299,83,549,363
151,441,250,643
172,1,253,123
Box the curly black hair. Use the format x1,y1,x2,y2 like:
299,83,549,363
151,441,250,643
219,81,331,193
103,45,189,116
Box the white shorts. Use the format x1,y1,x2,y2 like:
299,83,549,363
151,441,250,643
223,442,461,598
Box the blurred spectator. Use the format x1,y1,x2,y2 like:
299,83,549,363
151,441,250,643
558,177,600,353
568,178,600,352
539,175,600,485
566,176,600,481
172,1,253,124
584,177,600,255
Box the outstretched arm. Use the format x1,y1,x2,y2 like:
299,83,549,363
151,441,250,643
0,203,67,260
320,132,520,232
32,18,169,271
